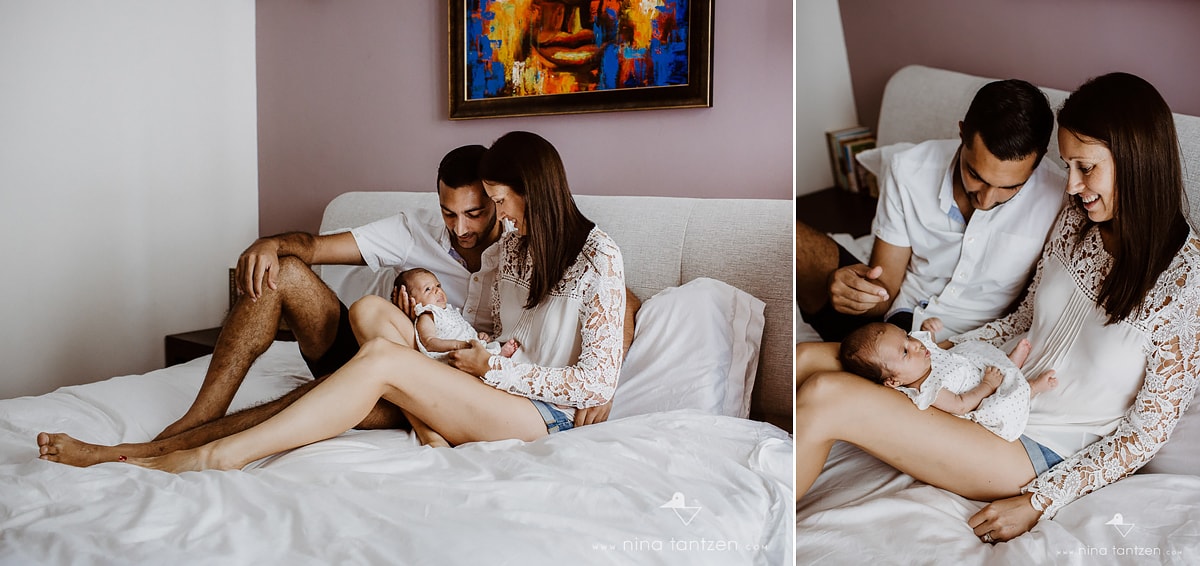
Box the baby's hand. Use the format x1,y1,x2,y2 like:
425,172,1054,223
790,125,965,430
477,331,492,342
920,317,944,334
982,366,1003,390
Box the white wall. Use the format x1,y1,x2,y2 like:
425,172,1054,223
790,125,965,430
0,1,258,399
795,0,859,196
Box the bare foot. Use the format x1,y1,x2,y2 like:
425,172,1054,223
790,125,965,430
1008,339,1033,368
416,429,452,449
1029,369,1058,395
37,432,127,467
500,339,520,358
125,446,225,474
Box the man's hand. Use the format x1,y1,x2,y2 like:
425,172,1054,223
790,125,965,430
236,238,282,302
969,493,1043,544
828,264,890,315
446,340,492,377
575,401,612,427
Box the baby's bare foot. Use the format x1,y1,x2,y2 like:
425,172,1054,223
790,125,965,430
1029,370,1058,395
37,432,126,467
500,339,520,358
1008,339,1033,368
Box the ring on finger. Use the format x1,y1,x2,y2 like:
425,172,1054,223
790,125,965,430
982,532,995,544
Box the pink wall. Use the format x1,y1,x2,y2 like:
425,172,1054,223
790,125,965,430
839,0,1200,135
256,1,793,235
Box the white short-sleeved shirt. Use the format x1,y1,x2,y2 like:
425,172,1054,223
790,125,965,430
873,139,1065,338
350,209,501,333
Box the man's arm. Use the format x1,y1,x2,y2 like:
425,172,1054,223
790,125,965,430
827,238,911,318
238,231,365,301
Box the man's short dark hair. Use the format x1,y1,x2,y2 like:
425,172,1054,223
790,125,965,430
437,144,487,190
961,79,1054,167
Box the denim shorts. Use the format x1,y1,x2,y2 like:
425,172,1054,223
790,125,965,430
1019,435,1064,475
531,399,574,434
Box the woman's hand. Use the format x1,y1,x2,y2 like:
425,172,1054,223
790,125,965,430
390,284,418,319
446,340,492,377
968,493,1043,544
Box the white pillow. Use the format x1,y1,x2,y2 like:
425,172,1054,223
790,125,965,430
1139,388,1200,475
854,141,916,180
609,277,766,420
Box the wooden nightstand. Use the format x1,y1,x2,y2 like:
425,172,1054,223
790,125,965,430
164,327,296,367
796,187,877,237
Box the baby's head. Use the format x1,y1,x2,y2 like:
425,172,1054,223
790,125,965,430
839,322,932,388
395,268,447,308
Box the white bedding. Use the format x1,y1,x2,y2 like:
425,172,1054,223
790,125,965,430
796,442,1200,564
0,342,791,565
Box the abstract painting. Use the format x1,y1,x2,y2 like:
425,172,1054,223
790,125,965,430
449,0,713,119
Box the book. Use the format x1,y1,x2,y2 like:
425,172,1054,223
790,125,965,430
825,126,871,191
841,135,876,194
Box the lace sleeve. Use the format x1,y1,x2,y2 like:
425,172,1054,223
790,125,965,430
1023,276,1200,518
482,240,626,409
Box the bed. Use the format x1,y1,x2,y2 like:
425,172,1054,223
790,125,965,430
0,192,794,565
797,65,1200,564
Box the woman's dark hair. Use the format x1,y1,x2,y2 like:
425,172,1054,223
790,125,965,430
838,323,891,385
479,131,595,309
1058,72,1188,324
961,79,1054,168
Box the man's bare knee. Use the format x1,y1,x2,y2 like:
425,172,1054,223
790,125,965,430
795,222,840,314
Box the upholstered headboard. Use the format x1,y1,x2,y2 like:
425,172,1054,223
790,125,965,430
318,191,794,433
877,65,1200,226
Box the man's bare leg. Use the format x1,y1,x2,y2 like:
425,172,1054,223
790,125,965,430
156,257,344,440
39,377,410,467
795,221,840,315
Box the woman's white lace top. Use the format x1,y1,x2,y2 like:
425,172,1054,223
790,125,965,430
952,205,1200,518
483,227,625,410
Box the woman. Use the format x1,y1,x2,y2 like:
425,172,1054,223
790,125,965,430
120,131,626,472
796,73,1200,543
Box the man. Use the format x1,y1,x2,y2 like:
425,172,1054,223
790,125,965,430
796,79,1065,344
129,144,633,457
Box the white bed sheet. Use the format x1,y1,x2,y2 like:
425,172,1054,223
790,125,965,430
797,442,1200,565
0,342,792,565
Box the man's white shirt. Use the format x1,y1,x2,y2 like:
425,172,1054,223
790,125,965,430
873,139,1066,338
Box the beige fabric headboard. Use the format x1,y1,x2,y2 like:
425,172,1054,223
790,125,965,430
320,191,794,432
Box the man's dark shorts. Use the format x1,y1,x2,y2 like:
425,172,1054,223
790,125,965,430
801,243,913,342
301,301,360,378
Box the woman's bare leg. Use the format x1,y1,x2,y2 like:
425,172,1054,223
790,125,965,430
796,370,1036,501
347,295,450,448
127,339,545,473
795,342,842,387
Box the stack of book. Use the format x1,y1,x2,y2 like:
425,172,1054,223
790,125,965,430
825,126,877,197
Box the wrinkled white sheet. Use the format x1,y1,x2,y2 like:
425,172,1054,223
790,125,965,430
797,442,1200,565
0,342,792,565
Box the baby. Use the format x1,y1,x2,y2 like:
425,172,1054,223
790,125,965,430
394,268,519,360
838,322,1057,441
389,268,519,449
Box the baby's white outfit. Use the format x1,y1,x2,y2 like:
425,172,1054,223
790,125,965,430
413,303,501,361
896,331,1031,441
